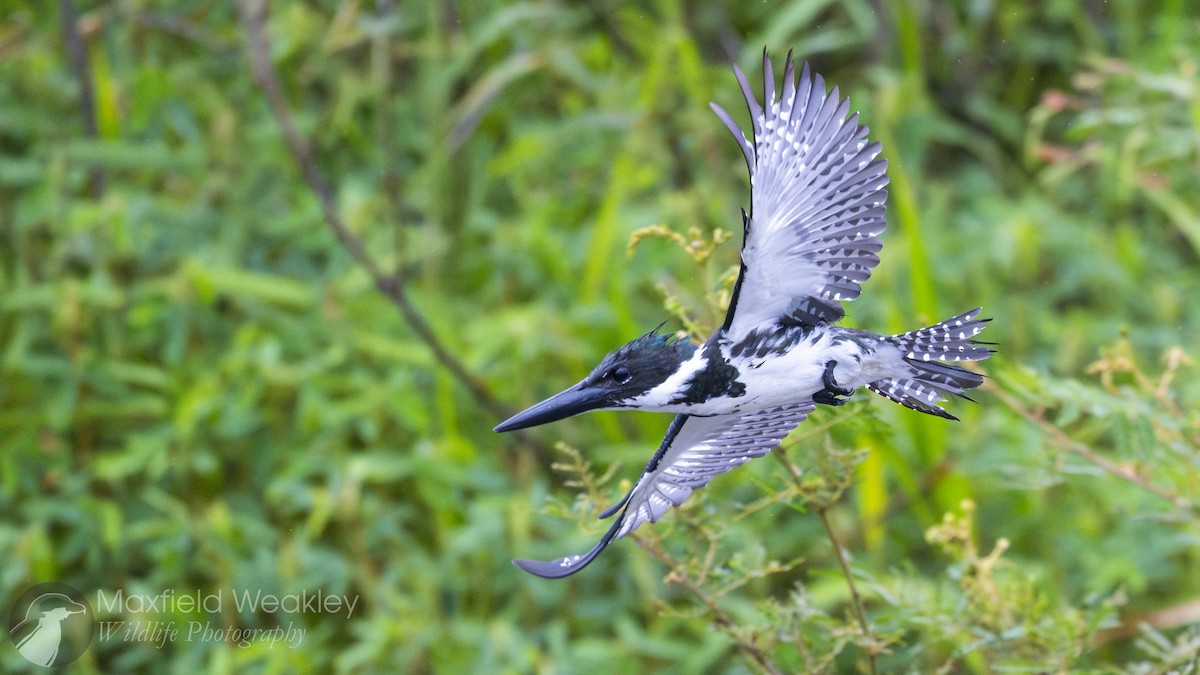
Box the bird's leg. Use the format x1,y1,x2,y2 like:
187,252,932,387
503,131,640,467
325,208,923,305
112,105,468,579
813,360,854,406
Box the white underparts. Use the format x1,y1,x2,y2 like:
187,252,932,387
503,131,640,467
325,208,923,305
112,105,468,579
627,327,912,416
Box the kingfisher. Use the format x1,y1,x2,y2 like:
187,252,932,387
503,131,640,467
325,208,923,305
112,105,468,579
495,51,993,579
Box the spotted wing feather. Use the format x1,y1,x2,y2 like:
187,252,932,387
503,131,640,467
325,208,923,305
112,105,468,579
711,51,889,339
513,402,815,578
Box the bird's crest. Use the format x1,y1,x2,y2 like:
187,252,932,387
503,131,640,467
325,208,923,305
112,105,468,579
586,323,697,393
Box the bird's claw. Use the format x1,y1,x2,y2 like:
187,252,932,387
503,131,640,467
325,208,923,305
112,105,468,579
813,360,853,406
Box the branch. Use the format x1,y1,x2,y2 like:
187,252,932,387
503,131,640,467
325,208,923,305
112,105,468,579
773,447,880,675
1090,597,1200,648
237,0,538,444
634,533,785,675
58,0,105,198
986,383,1198,516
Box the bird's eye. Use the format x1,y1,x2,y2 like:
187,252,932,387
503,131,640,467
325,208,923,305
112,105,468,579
611,365,632,384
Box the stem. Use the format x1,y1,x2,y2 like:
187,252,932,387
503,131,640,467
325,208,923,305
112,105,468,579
58,0,105,198
817,507,876,672
237,0,547,451
988,383,1198,516
636,534,784,675
773,446,879,675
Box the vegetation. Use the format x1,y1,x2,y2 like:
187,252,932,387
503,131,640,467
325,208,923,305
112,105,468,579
2,0,1198,672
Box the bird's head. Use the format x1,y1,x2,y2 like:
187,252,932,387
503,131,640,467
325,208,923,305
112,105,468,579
494,325,697,432
24,593,87,622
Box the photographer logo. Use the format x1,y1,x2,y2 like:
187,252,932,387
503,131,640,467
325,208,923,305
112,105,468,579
7,583,95,668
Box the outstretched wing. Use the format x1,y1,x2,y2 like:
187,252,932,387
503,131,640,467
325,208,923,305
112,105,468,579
710,51,889,341
513,401,815,578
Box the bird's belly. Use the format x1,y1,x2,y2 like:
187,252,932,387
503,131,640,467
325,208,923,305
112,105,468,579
663,345,829,415
736,347,831,408
679,332,888,415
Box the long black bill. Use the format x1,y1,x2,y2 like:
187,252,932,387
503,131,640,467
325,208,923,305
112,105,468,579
493,381,610,432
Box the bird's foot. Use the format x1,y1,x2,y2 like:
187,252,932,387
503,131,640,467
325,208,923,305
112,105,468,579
813,360,853,406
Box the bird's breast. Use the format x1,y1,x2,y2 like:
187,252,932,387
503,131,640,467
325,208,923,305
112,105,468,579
651,326,836,414
731,336,831,404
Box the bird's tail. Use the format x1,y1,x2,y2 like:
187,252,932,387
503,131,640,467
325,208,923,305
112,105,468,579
868,308,993,420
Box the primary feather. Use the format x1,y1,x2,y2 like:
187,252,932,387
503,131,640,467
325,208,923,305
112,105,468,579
711,52,889,338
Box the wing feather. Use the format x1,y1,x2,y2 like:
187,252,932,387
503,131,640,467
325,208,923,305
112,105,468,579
711,53,889,339
513,402,814,578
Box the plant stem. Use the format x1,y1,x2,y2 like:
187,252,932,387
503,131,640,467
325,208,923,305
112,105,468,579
988,383,1198,516
817,506,877,675
636,534,784,675
58,0,105,198
773,446,879,674
237,0,550,453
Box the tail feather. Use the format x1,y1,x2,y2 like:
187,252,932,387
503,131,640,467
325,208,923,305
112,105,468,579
868,378,960,420
869,308,994,420
892,308,992,362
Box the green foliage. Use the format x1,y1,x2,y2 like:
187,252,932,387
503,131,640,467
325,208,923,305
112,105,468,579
1,0,1198,672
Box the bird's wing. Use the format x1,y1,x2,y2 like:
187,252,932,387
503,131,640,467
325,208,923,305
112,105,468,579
513,401,815,578
710,51,889,341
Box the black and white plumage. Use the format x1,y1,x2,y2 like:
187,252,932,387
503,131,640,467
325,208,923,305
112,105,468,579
510,403,814,578
710,56,888,335
495,51,994,579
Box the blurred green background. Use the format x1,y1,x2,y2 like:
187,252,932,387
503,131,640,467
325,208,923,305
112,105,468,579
2,0,1199,672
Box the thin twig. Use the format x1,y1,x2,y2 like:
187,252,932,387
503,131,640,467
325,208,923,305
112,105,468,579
369,0,410,280
635,533,784,675
773,447,879,675
58,0,105,198
237,0,548,448
817,508,876,667
987,383,1198,516
1090,597,1200,647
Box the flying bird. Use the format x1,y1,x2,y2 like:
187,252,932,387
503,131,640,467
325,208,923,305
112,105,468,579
495,51,993,579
